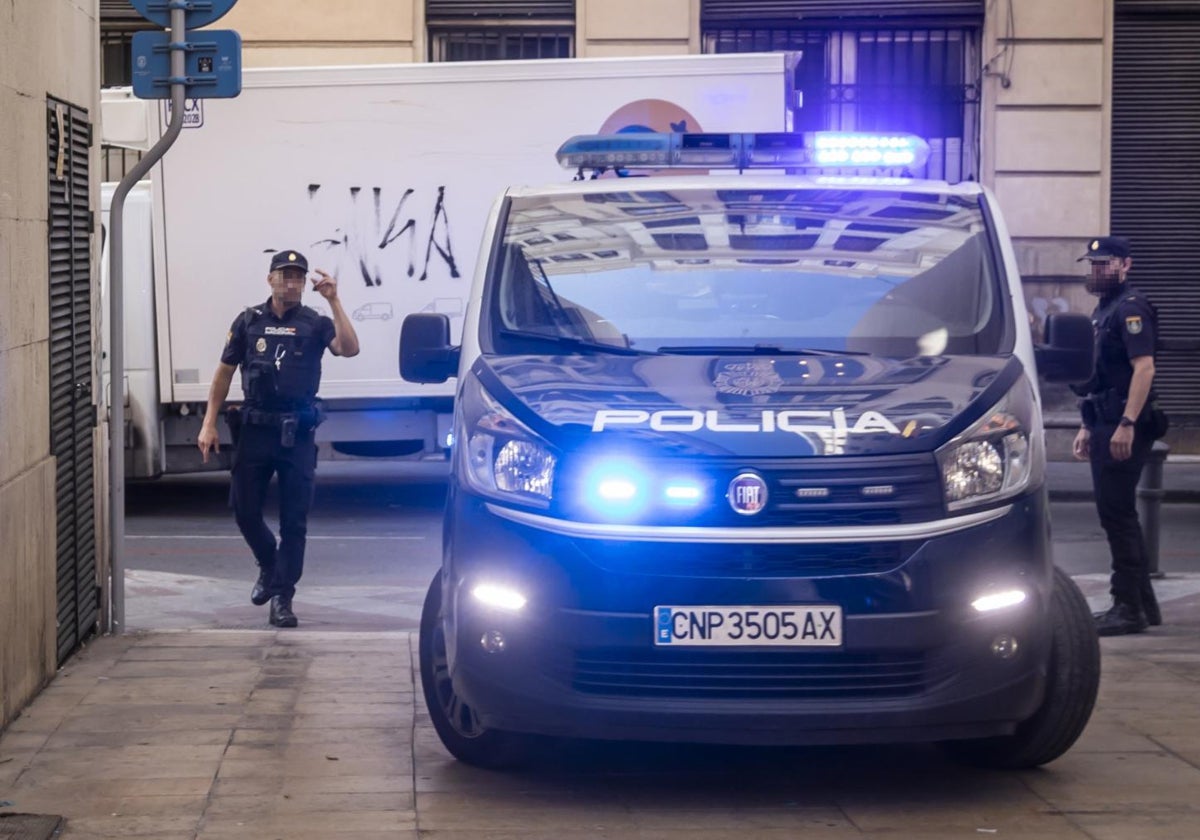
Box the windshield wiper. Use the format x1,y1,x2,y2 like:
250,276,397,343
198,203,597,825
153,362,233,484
655,344,873,356
499,328,655,356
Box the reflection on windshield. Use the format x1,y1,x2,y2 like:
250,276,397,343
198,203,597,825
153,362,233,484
493,187,1004,357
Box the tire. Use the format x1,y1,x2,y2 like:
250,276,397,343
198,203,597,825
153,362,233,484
941,566,1101,769
418,571,544,769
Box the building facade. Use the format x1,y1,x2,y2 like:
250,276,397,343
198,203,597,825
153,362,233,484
1,0,102,730
99,0,1199,429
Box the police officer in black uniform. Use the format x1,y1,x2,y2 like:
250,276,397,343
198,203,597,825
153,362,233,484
1071,236,1162,636
198,250,360,627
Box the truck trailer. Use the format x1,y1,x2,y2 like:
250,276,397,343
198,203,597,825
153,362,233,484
100,52,796,477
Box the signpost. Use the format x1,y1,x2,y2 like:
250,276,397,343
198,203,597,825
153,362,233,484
108,0,242,634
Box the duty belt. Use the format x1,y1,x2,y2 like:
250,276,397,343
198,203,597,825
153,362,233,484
244,409,304,426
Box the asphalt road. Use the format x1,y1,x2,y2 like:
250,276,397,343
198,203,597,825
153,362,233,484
122,459,1200,632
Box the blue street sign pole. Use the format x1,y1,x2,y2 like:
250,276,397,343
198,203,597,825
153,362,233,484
107,2,191,635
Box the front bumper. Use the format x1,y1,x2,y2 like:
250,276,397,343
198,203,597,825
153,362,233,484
440,488,1053,746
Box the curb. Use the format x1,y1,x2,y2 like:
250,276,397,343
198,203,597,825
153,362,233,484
1048,489,1200,504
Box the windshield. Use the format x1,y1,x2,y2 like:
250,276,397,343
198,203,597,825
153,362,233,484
488,186,1006,357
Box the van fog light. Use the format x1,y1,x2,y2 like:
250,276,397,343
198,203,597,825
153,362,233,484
472,583,527,611
991,635,1019,659
480,630,507,653
971,589,1027,612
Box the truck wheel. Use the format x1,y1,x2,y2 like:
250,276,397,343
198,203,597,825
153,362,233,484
941,566,1101,769
419,572,544,769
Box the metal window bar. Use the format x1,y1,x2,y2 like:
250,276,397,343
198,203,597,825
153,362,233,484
430,26,574,61
101,145,144,183
703,25,980,182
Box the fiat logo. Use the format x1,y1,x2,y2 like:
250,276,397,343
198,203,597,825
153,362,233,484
728,472,768,516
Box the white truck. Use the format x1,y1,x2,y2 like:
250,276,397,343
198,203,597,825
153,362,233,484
100,52,798,477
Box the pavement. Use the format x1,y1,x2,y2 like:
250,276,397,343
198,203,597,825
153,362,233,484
1,459,1199,839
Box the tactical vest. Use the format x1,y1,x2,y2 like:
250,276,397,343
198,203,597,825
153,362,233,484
239,305,325,409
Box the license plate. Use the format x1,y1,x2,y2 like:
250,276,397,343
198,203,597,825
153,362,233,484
654,605,842,647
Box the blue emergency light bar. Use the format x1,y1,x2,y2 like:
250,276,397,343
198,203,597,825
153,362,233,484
556,131,930,173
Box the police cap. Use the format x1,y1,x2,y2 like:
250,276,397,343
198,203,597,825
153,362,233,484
1078,236,1131,261
269,250,309,273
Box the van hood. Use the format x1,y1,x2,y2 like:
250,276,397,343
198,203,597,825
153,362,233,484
475,353,1024,458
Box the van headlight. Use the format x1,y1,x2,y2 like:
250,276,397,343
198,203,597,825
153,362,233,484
936,377,1043,512
458,373,556,506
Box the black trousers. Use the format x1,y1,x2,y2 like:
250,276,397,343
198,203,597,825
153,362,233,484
1088,422,1153,610
229,423,318,601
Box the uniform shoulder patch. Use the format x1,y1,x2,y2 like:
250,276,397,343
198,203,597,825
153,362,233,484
1125,315,1143,334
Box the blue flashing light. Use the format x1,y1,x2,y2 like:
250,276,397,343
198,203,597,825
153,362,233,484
597,477,638,502
581,460,651,518
557,131,930,173
811,132,927,168
663,482,703,505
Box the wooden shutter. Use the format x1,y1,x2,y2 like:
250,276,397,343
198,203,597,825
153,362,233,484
47,97,99,664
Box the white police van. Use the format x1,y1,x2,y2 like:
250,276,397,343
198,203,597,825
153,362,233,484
400,131,1099,769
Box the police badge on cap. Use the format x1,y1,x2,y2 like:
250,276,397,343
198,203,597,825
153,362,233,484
1078,236,1131,261
269,250,309,272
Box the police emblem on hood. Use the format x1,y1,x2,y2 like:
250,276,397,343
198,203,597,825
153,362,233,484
713,359,783,396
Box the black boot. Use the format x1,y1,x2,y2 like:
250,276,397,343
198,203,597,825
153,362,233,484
1094,602,1147,637
1141,582,1162,627
269,595,298,628
250,567,274,606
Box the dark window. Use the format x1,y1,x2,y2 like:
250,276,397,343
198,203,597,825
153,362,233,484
703,25,981,183
430,26,574,61
427,0,575,62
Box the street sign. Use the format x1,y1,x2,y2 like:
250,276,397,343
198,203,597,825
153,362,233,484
162,98,204,129
128,0,238,29
131,30,242,100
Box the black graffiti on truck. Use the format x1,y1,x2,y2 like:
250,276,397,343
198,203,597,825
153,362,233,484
307,184,461,285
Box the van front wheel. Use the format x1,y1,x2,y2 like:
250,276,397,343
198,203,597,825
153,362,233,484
941,566,1101,769
418,572,544,769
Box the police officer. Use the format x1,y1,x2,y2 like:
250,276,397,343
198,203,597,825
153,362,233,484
1071,236,1161,636
197,250,360,627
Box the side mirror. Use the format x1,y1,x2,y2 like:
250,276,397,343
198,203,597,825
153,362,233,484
399,313,459,384
1035,312,1094,383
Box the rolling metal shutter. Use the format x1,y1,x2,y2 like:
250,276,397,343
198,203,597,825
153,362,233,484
427,1,573,18
701,1,984,22
47,97,99,664
1112,2,1200,420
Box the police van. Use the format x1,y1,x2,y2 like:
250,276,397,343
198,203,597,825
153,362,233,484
399,131,1100,769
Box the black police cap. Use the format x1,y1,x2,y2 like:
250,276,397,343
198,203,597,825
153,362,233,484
269,250,309,273
1078,236,1131,261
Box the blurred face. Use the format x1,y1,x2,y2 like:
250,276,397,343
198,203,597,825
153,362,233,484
269,266,307,305
1084,256,1130,296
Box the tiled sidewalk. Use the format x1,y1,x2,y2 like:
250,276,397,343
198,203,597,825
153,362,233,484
2,611,1200,839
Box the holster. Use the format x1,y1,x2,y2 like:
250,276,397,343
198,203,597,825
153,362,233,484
1080,389,1124,427
243,405,322,449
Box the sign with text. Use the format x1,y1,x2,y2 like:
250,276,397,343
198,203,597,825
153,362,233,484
131,30,242,100
161,98,204,129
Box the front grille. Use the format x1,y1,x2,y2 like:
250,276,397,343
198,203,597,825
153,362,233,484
555,453,945,528
562,648,931,700
583,540,918,578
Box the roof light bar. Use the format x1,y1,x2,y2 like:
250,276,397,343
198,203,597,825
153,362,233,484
556,132,929,173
